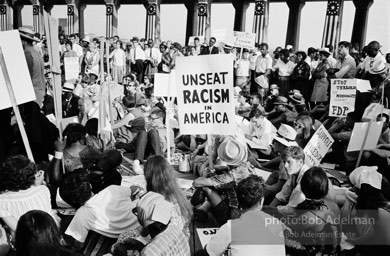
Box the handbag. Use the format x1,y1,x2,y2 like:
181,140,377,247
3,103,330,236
255,75,269,89
162,63,171,73
178,154,191,173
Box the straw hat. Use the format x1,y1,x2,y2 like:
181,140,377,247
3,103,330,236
289,92,305,104
270,84,280,90
18,27,40,42
273,124,298,147
318,47,331,56
82,35,91,44
62,82,75,93
273,96,289,106
218,139,247,166
223,43,233,50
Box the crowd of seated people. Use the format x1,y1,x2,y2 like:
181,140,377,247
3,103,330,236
2,32,390,256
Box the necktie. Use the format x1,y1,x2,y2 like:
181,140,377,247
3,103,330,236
134,48,137,60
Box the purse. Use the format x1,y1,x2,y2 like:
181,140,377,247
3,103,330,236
162,63,171,73
178,154,191,173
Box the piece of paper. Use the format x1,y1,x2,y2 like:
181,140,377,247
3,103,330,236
64,57,79,81
245,138,268,150
347,121,383,152
329,79,356,117
154,71,177,97
355,79,372,93
121,175,147,189
176,178,193,190
196,228,220,248
303,125,334,167
175,55,236,135
0,30,36,110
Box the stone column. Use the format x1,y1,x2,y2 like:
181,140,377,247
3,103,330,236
12,3,23,29
252,0,269,44
197,0,211,39
78,4,86,38
351,0,373,49
232,0,249,32
285,0,305,50
144,0,161,41
104,0,120,38
185,0,197,45
321,0,344,52
0,0,11,31
30,0,44,34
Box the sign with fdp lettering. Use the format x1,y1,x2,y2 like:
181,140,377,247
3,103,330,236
329,79,356,117
175,55,235,135
232,31,256,49
303,125,334,167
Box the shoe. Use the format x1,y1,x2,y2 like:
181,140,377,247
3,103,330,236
190,187,206,206
132,160,144,175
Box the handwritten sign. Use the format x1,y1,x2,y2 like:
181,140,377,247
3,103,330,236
347,121,383,152
232,31,256,49
303,125,334,167
64,57,79,82
154,71,177,97
329,79,356,117
175,55,235,135
0,30,36,110
196,228,220,248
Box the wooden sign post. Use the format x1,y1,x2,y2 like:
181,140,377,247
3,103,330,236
0,46,34,162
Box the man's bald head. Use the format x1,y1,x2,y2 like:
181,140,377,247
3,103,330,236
367,41,380,57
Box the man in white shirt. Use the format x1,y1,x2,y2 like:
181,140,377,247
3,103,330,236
272,49,296,96
360,41,387,89
329,41,357,79
130,37,146,82
69,34,83,58
144,39,161,79
325,44,337,68
249,44,261,92
255,43,273,79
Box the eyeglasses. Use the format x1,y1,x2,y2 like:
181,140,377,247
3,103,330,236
294,122,304,129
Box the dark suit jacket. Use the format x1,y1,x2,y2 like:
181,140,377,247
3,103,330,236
62,94,80,118
201,46,219,55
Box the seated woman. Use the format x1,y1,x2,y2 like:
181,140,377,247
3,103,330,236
15,210,82,256
341,166,390,255
284,166,341,256
0,155,59,235
294,114,315,148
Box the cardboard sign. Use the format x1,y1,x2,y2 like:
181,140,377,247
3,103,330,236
347,121,383,152
188,36,205,46
175,55,235,135
232,31,256,49
303,125,334,167
211,29,227,43
154,71,177,97
329,79,356,117
362,103,390,121
0,30,36,110
64,57,79,81
196,228,220,248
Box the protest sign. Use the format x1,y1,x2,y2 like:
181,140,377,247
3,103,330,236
211,29,227,43
362,103,390,121
329,79,356,117
0,30,36,110
196,228,220,248
175,55,235,135
64,57,79,81
154,71,177,97
303,125,334,167
347,121,383,152
232,31,256,49
188,36,205,46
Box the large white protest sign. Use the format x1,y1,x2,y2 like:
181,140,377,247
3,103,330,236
329,79,356,117
303,125,334,167
64,57,79,81
196,228,220,248
0,30,36,110
232,31,256,49
362,103,390,121
347,121,383,152
154,71,177,97
175,55,235,135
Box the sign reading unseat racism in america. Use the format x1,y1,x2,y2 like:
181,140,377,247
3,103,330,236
175,54,235,135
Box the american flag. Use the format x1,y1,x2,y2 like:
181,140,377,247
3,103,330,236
106,4,113,37
0,5,7,31
197,3,207,36
67,5,74,35
322,0,342,48
252,0,267,44
33,5,40,32
146,3,157,39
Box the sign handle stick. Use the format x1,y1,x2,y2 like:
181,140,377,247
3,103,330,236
355,121,372,169
207,134,214,170
240,47,243,60
381,79,386,119
98,39,106,134
105,41,114,127
0,46,35,162
166,74,172,164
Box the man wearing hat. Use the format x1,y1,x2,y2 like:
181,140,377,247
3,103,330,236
192,138,256,225
129,192,190,256
264,84,280,112
130,37,146,82
19,27,46,108
361,41,387,90
62,82,80,118
267,96,297,129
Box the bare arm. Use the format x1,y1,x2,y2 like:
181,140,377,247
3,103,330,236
112,112,135,130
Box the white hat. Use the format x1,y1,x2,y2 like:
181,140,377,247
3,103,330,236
273,124,298,147
82,35,91,43
136,192,173,227
218,139,247,166
234,86,241,96
349,166,382,190
318,47,331,56
62,82,75,93
286,45,293,50
223,43,233,50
